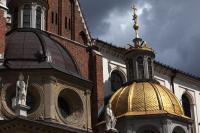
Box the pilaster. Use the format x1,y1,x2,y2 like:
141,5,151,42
43,76,57,122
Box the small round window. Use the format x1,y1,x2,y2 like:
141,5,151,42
58,96,70,118
57,89,83,124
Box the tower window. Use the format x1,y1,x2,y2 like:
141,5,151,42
23,4,31,28
148,58,153,79
36,7,42,29
55,13,58,25
69,18,71,30
111,70,124,91
51,12,54,24
65,17,68,29
137,57,144,79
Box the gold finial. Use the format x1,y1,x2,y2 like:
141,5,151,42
132,4,140,39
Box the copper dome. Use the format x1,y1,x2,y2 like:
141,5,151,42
5,28,80,77
109,82,186,118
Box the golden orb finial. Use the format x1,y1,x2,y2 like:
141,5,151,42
132,4,140,39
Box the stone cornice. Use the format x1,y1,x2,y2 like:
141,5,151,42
0,117,92,133
95,39,200,84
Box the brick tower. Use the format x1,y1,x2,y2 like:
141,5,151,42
0,0,7,59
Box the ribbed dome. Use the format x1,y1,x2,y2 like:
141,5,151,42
109,82,185,118
5,28,80,77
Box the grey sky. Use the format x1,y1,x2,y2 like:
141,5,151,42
80,0,200,77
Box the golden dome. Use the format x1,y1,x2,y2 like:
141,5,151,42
109,82,185,118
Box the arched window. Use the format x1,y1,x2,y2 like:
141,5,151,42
17,4,46,29
111,70,124,91
23,4,31,28
137,57,144,79
148,58,153,79
69,0,75,40
79,31,88,44
36,7,42,29
182,94,191,117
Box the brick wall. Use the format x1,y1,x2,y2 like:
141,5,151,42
0,10,6,57
60,0,73,38
88,50,104,130
47,0,88,45
50,34,89,79
94,53,104,109
47,0,59,34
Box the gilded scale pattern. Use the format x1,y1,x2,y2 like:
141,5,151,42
109,82,185,117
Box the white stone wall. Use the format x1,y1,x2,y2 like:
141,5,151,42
100,48,200,133
101,52,126,98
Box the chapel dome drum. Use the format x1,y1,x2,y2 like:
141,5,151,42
109,82,186,118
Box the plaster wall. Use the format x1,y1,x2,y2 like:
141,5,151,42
100,48,200,133
102,52,126,98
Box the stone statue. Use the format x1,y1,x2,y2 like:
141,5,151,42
105,104,117,131
15,73,29,106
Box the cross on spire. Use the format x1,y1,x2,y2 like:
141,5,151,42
132,4,140,39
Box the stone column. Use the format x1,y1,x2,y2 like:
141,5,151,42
43,76,57,122
84,90,92,131
161,120,172,133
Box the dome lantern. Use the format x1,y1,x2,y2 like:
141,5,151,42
108,5,188,120
125,4,155,82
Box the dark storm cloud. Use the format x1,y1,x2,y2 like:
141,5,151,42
80,0,132,35
80,0,200,76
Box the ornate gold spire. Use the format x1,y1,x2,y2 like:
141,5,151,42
132,4,140,39
129,4,154,52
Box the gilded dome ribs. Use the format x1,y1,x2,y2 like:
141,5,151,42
142,83,147,113
161,86,176,114
115,86,128,116
110,89,123,115
109,82,185,117
128,83,135,112
149,83,162,111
